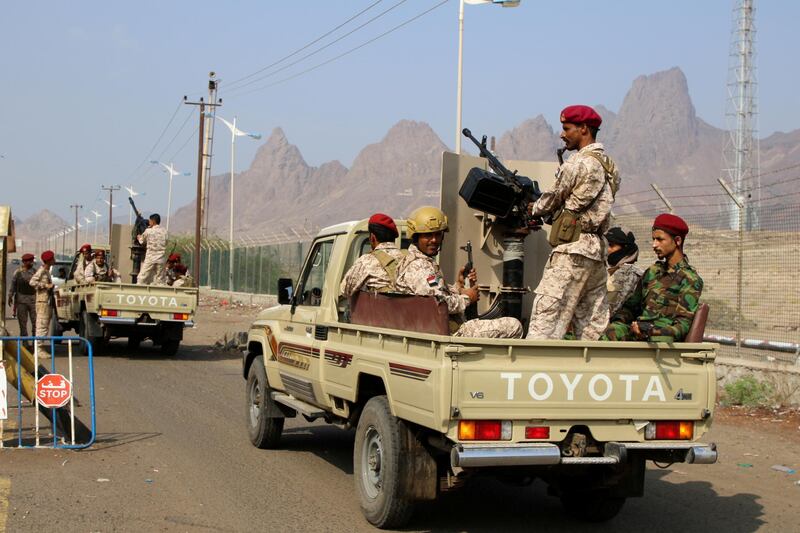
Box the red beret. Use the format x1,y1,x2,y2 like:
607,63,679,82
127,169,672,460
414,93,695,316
41,250,55,262
21,253,35,261
368,213,398,238
560,105,602,128
79,243,92,252
168,253,181,262
653,213,689,238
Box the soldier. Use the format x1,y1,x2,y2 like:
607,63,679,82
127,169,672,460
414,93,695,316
604,214,703,342
172,264,194,287
395,206,522,339
526,105,620,341
7,253,37,337
73,243,92,283
165,253,181,286
605,227,644,317
339,214,406,298
136,213,168,285
29,250,56,355
84,249,122,283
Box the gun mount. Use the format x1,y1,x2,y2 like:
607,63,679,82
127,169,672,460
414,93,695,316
128,196,148,283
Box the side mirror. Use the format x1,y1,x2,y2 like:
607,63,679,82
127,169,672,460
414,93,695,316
277,278,294,305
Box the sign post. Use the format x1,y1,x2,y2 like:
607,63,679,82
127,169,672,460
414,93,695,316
36,374,72,409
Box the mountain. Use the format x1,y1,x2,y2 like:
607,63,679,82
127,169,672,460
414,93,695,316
14,209,68,243
495,115,559,161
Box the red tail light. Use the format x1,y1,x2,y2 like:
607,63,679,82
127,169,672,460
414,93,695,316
173,313,189,320
645,421,694,440
525,426,550,439
458,420,512,441
100,309,118,317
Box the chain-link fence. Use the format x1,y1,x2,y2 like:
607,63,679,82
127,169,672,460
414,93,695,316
615,204,800,364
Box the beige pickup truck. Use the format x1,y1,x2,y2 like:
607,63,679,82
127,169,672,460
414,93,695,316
243,219,718,528
55,247,197,355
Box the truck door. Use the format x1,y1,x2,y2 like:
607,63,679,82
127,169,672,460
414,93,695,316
275,238,334,407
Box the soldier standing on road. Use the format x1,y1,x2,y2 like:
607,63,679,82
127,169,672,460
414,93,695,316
395,206,522,339
136,213,168,285
605,227,644,317
526,105,620,340
8,253,37,337
73,243,92,283
604,214,703,342
84,249,122,283
29,250,56,353
339,214,406,298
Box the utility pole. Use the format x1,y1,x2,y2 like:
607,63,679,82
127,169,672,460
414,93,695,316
185,72,222,290
202,74,220,240
69,204,83,251
102,185,121,248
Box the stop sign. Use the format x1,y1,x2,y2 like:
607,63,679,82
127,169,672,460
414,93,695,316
36,374,72,409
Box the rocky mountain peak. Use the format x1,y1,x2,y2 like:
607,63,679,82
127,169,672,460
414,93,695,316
495,114,558,161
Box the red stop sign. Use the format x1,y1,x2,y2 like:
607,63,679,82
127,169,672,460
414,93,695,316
36,374,72,409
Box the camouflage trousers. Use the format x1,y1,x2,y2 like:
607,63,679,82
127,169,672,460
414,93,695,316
35,301,52,338
137,254,166,285
603,321,635,341
16,300,36,338
454,317,523,339
526,252,609,341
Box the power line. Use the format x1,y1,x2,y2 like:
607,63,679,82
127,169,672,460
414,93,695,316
225,0,387,90
123,100,184,183
154,108,195,163
225,0,412,96
227,0,451,99
169,125,200,162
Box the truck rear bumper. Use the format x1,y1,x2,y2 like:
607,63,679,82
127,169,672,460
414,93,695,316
451,442,717,468
99,317,194,328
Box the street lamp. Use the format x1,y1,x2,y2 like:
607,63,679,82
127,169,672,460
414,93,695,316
455,0,520,153
150,161,190,233
84,217,93,243
91,210,102,242
209,113,261,295
124,185,143,224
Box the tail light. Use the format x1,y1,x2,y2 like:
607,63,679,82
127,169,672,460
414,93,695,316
525,426,550,440
100,309,118,317
173,313,189,320
458,420,512,441
645,421,694,440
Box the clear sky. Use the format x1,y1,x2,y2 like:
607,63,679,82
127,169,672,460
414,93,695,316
1,0,797,221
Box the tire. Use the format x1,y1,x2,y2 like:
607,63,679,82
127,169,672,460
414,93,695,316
160,339,180,356
561,491,626,522
246,357,284,449
354,395,415,529
79,311,104,356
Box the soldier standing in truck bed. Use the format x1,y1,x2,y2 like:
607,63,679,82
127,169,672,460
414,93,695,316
526,105,620,341
340,214,406,298
136,213,168,285
8,253,37,337
73,243,92,283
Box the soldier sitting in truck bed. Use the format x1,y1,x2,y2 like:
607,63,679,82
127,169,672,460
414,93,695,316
84,249,121,283
395,206,522,339
604,213,703,342
339,213,406,298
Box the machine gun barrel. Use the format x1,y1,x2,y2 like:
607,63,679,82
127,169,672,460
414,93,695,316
462,128,518,183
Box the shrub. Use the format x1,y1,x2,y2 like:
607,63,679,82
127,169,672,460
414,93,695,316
722,375,774,407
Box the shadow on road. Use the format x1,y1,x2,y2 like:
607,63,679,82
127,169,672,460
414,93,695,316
90,431,163,451
274,427,765,532
92,341,241,362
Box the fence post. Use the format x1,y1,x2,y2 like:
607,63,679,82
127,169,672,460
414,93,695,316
718,178,745,357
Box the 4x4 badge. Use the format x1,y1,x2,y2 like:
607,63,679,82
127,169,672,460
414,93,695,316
674,389,693,400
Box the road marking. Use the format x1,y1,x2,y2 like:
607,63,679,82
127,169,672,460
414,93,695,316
0,476,9,532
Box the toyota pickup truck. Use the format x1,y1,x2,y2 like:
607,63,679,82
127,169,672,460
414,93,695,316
55,247,197,355
243,218,718,528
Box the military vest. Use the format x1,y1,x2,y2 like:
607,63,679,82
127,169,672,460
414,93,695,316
371,249,408,293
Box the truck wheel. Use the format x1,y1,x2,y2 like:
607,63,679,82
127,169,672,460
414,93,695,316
561,491,626,522
160,339,180,356
79,311,104,356
246,357,284,449
354,395,415,529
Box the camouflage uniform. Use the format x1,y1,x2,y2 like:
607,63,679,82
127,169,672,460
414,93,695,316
137,225,168,285
396,245,522,339
29,265,53,338
8,267,36,337
165,267,178,286
73,255,90,283
607,263,644,317
173,274,194,288
339,242,406,298
84,262,121,283
604,257,703,342
527,143,620,340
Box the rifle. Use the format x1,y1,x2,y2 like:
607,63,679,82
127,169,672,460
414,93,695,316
129,196,148,241
557,147,567,165
460,241,478,320
459,128,542,229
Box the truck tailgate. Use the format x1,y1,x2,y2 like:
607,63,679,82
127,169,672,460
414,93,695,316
95,283,197,315
452,341,715,422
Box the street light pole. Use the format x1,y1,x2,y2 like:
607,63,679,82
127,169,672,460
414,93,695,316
150,161,190,233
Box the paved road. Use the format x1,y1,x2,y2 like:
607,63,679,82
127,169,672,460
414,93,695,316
1,313,798,532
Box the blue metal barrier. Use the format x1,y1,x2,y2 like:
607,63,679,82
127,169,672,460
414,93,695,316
0,336,96,449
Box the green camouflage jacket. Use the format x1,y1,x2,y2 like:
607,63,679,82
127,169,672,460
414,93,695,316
611,256,703,341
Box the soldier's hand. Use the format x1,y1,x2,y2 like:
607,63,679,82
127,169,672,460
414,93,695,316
463,286,479,304
466,268,477,286
631,321,646,340
456,266,466,289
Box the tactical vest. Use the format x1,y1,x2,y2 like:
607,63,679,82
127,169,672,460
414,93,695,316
370,249,408,293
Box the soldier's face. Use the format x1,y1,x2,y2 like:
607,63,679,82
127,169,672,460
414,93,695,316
95,255,105,266
651,230,678,259
608,243,623,255
417,231,444,257
22,259,33,269
560,122,582,150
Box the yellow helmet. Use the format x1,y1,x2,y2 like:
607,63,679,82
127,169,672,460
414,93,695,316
406,206,448,239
